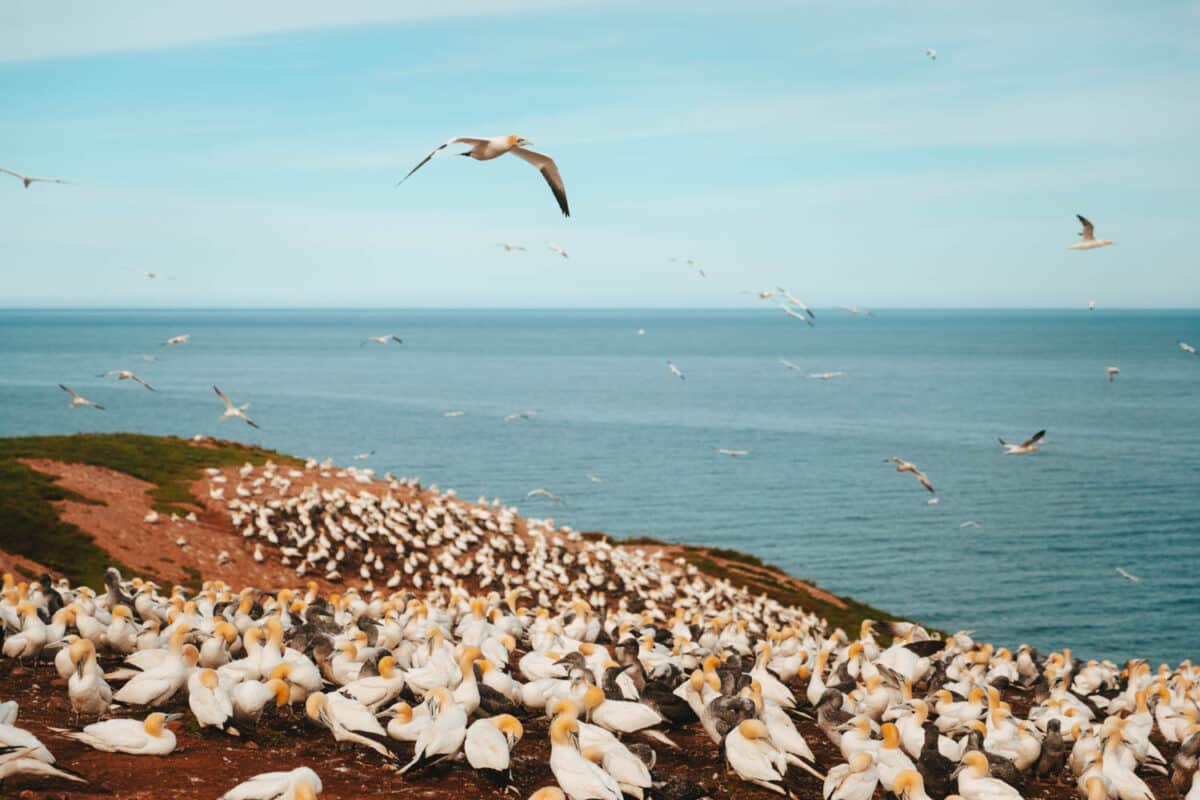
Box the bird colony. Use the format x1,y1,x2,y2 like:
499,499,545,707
1,457,1198,799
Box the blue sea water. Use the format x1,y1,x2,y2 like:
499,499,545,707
0,308,1197,664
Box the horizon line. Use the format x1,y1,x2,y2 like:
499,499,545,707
2,305,1199,313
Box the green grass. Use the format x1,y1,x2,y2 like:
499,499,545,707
681,545,908,636
0,433,298,588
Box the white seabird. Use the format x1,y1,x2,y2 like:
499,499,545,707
399,135,569,216
98,370,156,391
667,361,686,381
59,385,104,410
163,334,190,346
0,167,69,189
884,457,935,494
213,385,259,429
926,48,938,60
1069,215,1113,250
1106,366,1120,382
999,429,1045,455
362,335,403,346
547,242,569,259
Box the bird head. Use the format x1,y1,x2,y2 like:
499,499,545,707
509,135,531,147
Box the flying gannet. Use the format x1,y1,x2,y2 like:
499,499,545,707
779,358,803,372
362,335,403,346
1179,341,1197,355
213,385,259,429
0,167,69,189
546,242,569,259
1115,567,1141,583
1106,366,1120,382
999,429,1045,455
926,49,938,60
809,371,845,380
497,243,527,252
884,457,935,494
98,370,156,391
399,135,569,216
670,257,706,278
714,448,751,458
59,385,104,410
163,334,190,346
1069,215,1113,250
667,361,686,380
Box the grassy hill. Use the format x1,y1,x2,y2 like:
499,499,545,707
0,433,297,588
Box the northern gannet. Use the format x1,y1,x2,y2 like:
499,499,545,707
218,766,322,800
825,751,879,800
526,488,564,505
779,358,803,372
1106,366,1120,382
59,384,104,410
547,242,569,258
399,135,569,216
809,371,845,380
63,713,177,755
362,335,403,346
214,385,259,429
163,334,190,346
98,370,155,391
497,243,528,252
925,49,938,61
1069,215,1113,250
1179,341,1197,355
714,448,751,458
777,287,816,323
667,361,686,381
885,458,935,494
836,306,874,317
0,167,69,188
1115,567,1141,583
998,430,1045,455
1088,300,1096,311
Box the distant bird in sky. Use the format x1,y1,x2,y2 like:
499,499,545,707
1088,300,1096,311
163,334,190,346
925,48,937,61
60,384,104,410
1179,341,1197,355
714,448,751,458
959,520,982,529
999,429,1045,455
213,385,258,429
1069,215,1113,250
1115,567,1141,583
1106,366,1120,382
0,166,69,188
145,272,157,280
779,358,803,372
525,488,563,505
636,328,646,336
352,451,375,461
444,410,465,417
586,473,604,483
667,360,686,380
363,335,403,346
398,135,569,216
503,410,537,423
496,243,527,252
884,457,935,494
98,370,155,391
546,242,569,259
927,497,939,505
670,257,706,278
836,306,874,317
808,371,845,380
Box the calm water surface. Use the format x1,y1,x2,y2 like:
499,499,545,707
1,309,1197,664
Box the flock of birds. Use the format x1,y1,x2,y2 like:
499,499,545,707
0,466,1198,800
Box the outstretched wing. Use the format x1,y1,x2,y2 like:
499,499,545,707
1076,214,1095,242
396,137,485,186
511,147,570,217
213,385,235,411
1021,430,1046,447
133,374,156,391
0,167,26,181
59,384,80,400
915,470,935,493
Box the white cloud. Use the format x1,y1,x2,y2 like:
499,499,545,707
0,0,593,63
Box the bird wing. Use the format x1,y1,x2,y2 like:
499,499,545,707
396,137,485,185
1021,430,1046,447
213,385,235,411
389,335,403,343
915,470,935,493
1076,214,1095,241
59,384,81,400
0,167,26,180
132,374,155,391
29,177,69,185
510,147,570,217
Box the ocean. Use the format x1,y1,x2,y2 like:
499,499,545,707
1,308,1197,665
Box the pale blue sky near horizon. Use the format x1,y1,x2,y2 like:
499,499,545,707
1,1,1197,309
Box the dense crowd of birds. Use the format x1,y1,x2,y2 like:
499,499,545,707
1,461,1198,799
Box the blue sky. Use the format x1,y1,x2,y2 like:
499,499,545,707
1,0,1197,308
